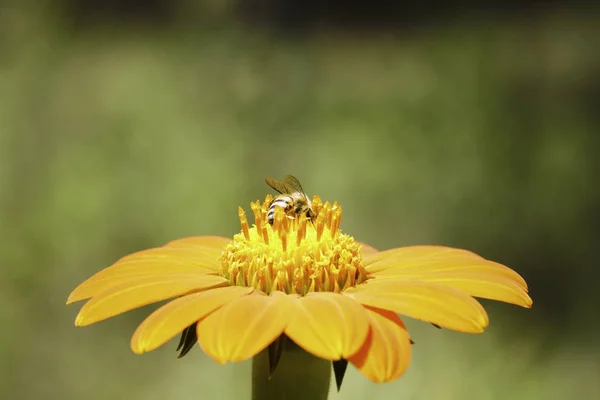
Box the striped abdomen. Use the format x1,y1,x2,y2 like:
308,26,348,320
267,193,314,225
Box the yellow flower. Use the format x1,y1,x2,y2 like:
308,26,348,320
67,195,532,383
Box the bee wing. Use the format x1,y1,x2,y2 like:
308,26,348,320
265,177,293,194
283,175,307,195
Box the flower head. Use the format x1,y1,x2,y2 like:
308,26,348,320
68,194,532,384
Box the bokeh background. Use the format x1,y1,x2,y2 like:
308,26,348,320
2,1,599,399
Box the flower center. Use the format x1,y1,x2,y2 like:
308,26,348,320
218,195,368,295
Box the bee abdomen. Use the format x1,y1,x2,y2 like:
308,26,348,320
267,196,293,225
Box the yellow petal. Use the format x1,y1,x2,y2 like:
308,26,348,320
130,286,253,354
345,280,489,333
118,247,223,270
67,265,216,305
365,246,483,271
196,291,294,364
67,246,223,304
74,275,228,326
388,273,532,308
348,307,412,383
284,292,370,360
367,247,527,290
165,236,231,251
356,241,378,257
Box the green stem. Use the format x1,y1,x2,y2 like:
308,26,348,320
252,339,331,400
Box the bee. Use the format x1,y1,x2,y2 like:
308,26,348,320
265,175,316,225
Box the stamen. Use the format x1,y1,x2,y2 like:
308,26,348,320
235,266,246,286
270,278,278,294
238,207,250,240
261,224,269,245
312,195,323,215
308,278,316,294
282,215,290,233
294,268,303,295
276,269,287,292
297,215,307,247
262,195,272,219
272,213,280,233
273,208,289,251
333,279,341,293
281,231,287,253
250,263,258,288
251,201,263,230
324,202,333,230
338,267,347,290
265,258,274,293
316,213,325,242
313,267,323,292
323,267,331,292
331,208,341,237
220,196,366,295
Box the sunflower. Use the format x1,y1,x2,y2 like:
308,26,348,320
67,193,531,396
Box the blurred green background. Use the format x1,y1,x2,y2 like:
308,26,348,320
2,1,599,399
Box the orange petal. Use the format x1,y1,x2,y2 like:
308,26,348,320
284,292,370,360
130,286,253,354
348,307,412,383
345,280,488,333
367,247,527,290
67,246,223,304
356,241,378,257
387,273,532,308
196,291,294,364
74,275,228,326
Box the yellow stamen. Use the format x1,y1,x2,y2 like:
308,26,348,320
296,215,307,247
238,207,250,240
316,213,325,242
251,201,263,230
219,196,367,295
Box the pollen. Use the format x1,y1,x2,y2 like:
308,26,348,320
219,196,368,295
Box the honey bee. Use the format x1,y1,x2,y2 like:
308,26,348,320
265,175,316,225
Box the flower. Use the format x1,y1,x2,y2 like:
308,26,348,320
67,194,532,384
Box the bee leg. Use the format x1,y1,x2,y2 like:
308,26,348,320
432,323,442,329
